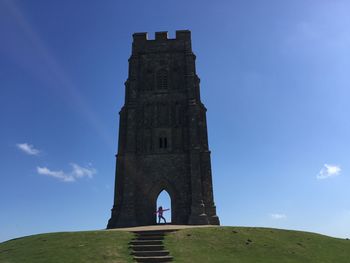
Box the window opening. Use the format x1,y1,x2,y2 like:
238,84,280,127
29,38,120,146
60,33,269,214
159,137,168,149
157,69,168,90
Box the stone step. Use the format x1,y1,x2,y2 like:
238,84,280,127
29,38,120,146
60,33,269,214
130,229,177,262
130,240,163,246
133,230,173,236
135,235,164,240
130,244,165,251
133,255,173,262
135,232,165,237
132,250,170,257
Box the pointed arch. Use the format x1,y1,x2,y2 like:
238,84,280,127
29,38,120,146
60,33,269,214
149,179,177,224
156,190,172,223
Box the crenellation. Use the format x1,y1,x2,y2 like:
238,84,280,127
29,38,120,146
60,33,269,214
132,32,148,42
175,30,191,40
155,31,168,40
132,30,191,42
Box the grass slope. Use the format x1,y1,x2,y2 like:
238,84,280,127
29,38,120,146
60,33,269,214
1,227,349,263
0,231,133,263
165,227,350,263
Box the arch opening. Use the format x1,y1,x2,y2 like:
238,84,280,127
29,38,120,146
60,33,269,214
156,190,172,224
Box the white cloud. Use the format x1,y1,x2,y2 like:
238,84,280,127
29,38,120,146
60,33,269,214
317,164,341,180
37,163,96,183
70,163,96,179
37,167,75,182
270,213,287,220
16,143,40,155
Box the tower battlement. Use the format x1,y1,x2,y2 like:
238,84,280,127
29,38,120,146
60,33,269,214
132,30,192,54
132,30,191,42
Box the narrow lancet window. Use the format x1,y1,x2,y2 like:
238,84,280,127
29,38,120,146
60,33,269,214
156,69,168,90
159,137,168,149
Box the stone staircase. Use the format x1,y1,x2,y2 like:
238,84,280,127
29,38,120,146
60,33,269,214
129,229,175,262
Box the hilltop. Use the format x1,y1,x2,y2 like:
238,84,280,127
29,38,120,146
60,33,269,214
1,227,349,262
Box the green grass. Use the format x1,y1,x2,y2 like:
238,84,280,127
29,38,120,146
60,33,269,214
1,227,349,263
164,227,350,263
0,230,134,263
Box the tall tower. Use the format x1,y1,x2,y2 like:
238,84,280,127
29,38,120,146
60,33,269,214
107,30,220,228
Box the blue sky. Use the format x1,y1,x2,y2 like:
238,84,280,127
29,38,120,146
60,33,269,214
1,0,349,242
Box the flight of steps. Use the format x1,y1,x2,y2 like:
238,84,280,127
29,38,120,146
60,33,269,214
129,229,175,262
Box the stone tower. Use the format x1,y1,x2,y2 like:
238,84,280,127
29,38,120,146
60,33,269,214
107,30,220,228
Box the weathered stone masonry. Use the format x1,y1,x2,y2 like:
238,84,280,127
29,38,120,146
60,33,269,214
107,30,220,228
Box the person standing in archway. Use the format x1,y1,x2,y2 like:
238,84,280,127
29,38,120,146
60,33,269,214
156,206,169,224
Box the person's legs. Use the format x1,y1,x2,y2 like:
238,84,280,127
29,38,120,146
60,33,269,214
161,215,166,224
158,216,161,224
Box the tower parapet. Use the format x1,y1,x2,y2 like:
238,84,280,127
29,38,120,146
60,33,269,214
132,30,191,41
132,30,192,54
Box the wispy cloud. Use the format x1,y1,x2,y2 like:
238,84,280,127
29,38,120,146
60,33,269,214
37,163,96,183
70,163,96,179
270,213,287,220
37,167,74,182
317,164,341,180
16,143,40,155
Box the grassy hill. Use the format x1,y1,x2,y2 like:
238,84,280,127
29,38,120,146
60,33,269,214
0,231,134,263
165,227,350,262
1,227,349,263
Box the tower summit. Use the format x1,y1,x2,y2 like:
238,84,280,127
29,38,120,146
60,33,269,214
107,30,220,228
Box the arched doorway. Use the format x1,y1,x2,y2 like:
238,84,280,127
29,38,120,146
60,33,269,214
156,190,172,224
